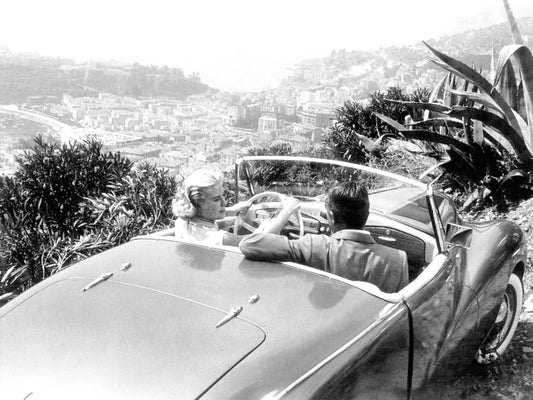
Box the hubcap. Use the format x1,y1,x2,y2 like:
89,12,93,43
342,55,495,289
482,288,517,353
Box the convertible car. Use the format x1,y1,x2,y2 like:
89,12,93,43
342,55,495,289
0,156,526,399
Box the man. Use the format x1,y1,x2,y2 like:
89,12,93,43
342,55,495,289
239,181,409,293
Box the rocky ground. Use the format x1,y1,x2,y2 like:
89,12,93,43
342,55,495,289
422,199,533,400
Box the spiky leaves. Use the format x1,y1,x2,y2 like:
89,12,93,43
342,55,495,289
494,45,533,147
424,42,533,165
375,43,533,208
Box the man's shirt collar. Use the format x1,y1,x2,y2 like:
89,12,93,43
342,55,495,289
332,229,376,244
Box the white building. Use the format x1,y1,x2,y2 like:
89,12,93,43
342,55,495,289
258,114,277,132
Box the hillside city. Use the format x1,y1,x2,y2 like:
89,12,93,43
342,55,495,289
0,54,446,177
0,17,531,177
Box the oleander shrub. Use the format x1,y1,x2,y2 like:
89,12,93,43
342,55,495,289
0,138,177,295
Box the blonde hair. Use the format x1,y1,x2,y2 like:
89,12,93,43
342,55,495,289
172,169,223,218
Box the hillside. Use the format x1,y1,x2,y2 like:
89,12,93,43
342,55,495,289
425,16,533,57
284,17,533,96
0,51,210,103
1,16,532,102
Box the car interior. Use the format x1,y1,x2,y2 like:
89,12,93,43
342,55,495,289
233,158,464,285
154,158,459,289
233,194,439,284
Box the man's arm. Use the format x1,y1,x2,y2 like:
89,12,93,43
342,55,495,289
255,197,300,234
239,232,295,262
239,197,311,262
239,230,320,265
221,198,300,247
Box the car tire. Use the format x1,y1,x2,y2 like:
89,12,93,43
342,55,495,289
476,273,523,364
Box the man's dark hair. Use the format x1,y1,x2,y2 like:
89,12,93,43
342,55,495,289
326,181,369,229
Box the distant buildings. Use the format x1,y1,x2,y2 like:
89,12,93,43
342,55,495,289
258,114,277,132
297,108,334,128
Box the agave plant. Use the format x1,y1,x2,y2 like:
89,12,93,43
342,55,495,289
375,41,533,207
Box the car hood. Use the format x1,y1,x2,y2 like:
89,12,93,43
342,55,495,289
0,238,395,399
0,278,265,399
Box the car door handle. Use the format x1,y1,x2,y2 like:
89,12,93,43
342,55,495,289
377,236,397,242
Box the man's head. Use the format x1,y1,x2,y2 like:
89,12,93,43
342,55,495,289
325,181,369,231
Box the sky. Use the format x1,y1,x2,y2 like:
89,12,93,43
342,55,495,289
1,0,533,92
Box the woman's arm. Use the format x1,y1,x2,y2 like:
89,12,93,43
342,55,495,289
225,201,250,216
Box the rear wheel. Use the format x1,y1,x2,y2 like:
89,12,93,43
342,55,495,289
476,273,523,364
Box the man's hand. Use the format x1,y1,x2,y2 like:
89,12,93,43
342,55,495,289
255,196,300,235
279,197,300,217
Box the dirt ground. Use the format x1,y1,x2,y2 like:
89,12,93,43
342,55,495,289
420,199,533,400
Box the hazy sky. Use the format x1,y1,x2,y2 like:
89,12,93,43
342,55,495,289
1,0,533,92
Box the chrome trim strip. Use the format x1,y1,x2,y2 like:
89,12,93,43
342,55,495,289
103,280,267,334
426,185,445,252
82,272,113,292
237,156,427,188
272,304,406,399
279,261,404,303
215,306,243,328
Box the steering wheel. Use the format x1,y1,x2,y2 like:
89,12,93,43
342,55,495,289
233,191,305,238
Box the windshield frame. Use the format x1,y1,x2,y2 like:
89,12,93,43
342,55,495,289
234,155,446,252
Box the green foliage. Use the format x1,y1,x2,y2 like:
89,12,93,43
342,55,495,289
241,143,352,195
0,140,177,295
366,142,435,180
39,233,114,278
224,144,337,204
375,42,533,209
15,136,133,236
0,136,133,291
245,143,295,187
323,86,429,162
81,162,177,245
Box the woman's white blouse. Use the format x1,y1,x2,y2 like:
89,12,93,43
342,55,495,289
174,218,224,246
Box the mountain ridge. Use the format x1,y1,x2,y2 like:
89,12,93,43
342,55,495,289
281,17,533,96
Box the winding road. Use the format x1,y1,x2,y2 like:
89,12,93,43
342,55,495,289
0,105,83,143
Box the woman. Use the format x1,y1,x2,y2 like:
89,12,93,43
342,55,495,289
172,169,239,246
173,169,297,246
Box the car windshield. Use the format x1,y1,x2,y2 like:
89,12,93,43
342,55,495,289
236,156,435,236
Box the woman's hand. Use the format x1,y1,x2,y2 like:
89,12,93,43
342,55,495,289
216,201,251,231
225,200,251,217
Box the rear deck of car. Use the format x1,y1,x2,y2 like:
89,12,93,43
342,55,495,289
0,237,401,399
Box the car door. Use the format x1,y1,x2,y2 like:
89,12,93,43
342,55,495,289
277,301,412,400
402,193,479,393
